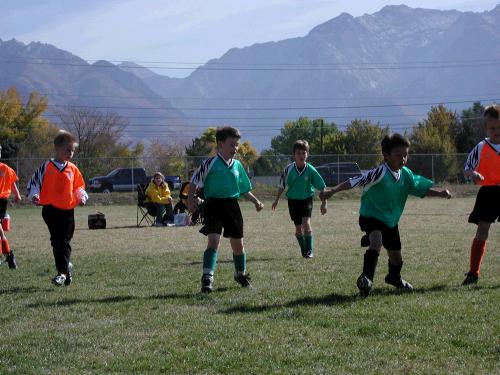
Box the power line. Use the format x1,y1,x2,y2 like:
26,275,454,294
1,58,499,71
21,91,500,102
43,98,499,111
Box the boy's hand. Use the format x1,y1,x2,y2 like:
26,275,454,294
271,200,279,211
14,195,21,203
470,171,484,183
32,195,40,205
255,201,264,212
320,200,327,215
441,189,452,199
188,200,197,213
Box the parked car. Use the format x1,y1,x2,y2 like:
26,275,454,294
315,162,362,186
88,168,181,193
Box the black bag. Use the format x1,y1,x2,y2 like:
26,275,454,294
88,212,106,229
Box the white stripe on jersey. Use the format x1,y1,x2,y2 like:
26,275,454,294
190,156,217,188
464,141,484,172
349,164,385,189
279,163,294,189
26,160,49,200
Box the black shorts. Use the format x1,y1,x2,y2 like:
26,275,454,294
359,216,401,251
200,198,243,238
288,197,313,225
468,185,500,225
0,198,7,219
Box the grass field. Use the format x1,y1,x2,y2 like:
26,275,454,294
0,197,498,374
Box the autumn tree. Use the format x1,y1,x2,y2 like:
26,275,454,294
408,105,459,181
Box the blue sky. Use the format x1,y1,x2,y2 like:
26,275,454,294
1,0,498,77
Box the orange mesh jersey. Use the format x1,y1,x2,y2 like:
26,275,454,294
27,160,85,209
0,163,18,198
464,139,500,186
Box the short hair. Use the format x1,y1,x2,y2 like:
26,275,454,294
381,133,410,154
484,104,500,120
216,126,241,143
293,140,309,154
54,130,78,148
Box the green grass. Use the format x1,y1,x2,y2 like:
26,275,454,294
0,197,499,374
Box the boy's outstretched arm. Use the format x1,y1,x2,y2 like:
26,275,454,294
464,169,484,183
271,187,285,211
12,182,21,203
243,192,264,211
425,188,452,199
320,180,352,200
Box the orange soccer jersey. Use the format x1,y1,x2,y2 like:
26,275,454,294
0,163,18,199
38,161,85,210
476,141,500,186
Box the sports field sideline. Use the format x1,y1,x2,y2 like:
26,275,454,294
0,196,498,374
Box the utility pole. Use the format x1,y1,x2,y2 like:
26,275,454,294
320,118,324,154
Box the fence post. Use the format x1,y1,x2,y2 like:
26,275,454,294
132,158,135,190
431,154,435,182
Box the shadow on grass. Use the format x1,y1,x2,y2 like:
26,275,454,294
25,288,233,308
0,286,53,295
184,258,276,266
220,283,500,314
75,225,140,231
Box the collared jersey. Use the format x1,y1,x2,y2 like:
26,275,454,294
349,163,433,228
0,163,18,199
27,160,86,210
464,138,500,186
279,162,326,200
145,181,172,204
191,154,251,199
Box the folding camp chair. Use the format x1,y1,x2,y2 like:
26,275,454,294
137,184,156,227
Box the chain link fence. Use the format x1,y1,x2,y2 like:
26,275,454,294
2,153,470,192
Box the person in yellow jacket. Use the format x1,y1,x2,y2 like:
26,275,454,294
145,172,174,226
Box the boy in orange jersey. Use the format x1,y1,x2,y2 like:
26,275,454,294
462,104,500,285
0,145,22,269
26,130,88,286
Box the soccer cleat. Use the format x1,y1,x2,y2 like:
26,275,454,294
52,274,67,287
6,251,17,269
384,275,413,290
356,274,373,297
305,250,314,259
201,274,214,293
234,273,252,288
462,272,479,285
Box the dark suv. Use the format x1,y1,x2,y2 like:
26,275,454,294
315,162,362,186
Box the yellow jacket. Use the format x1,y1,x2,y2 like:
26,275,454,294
145,181,172,204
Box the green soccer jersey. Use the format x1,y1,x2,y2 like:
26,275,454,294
279,162,326,200
350,163,433,228
191,154,252,199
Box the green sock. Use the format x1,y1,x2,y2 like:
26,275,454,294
304,234,314,256
203,248,218,275
233,253,246,275
295,234,306,255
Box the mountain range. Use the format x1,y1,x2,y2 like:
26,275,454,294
1,4,499,150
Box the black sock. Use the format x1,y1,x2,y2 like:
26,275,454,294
387,260,403,281
363,249,379,281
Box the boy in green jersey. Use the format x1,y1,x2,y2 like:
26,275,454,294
188,127,264,293
272,140,327,258
321,133,451,296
